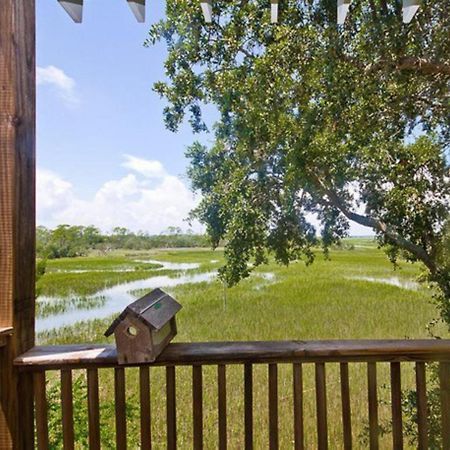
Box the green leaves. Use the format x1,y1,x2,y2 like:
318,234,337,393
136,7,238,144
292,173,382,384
150,1,450,313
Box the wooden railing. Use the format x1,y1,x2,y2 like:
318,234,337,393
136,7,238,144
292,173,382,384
14,340,450,449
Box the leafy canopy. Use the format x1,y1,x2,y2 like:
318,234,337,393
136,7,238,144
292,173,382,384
147,1,450,319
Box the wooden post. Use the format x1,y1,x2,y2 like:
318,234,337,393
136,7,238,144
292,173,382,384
0,0,36,448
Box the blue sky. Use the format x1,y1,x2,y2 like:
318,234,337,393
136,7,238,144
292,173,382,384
37,0,371,235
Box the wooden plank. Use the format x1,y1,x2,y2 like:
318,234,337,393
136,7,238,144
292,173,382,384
268,364,278,450
218,364,227,450
139,366,151,449
87,368,100,450
415,362,428,450
34,372,48,450
166,366,176,450
439,362,450,450
293,363,304,450
61,370,74,450
115,368,127,450
244,364,253,450
15,340,450,371
367,362,378,450
340,363,352,450
390,362,403,450
0,0,36,448
0,327,13,348
193,365,203,450
315,363,328,450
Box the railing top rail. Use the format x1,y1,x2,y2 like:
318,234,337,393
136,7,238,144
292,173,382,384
14,339,450,371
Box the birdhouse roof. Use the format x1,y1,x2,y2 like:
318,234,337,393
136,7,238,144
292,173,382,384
104,288,182,336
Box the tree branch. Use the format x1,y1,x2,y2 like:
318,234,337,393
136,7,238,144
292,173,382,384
322,187,437,272
365,57,450,76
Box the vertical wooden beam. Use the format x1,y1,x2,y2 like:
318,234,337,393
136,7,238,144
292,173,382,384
244,364,253,450
367,363,379,450
315,363,328,450
61,370,75,450
390,362,403,450
114,368,127,450
415,362,428,450
139,367,151,449
439,362,450,450
0,0,36,448
218,365,227,450
34,372,48,450
293,363,304,450
166,366,177,450
87,368,100,450
268,364,278,450
193,365,203,450
340,363,352,450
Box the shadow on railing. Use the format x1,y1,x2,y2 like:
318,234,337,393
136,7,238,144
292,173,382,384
14,340,450,449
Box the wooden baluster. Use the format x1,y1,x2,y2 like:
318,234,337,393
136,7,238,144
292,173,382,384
315,363,328,450
115,368,127,450
415,362,428,450
193,365,203,450
340,363,352,450
268,364,279,450
244,363,253,450
218,365,227,450
34,371,49,450
439,362,450,450
61,369,74,450
367,362,378,450
87,368,100,450
390,362,403,450
139,366,152,449
293,363,304,450
166,366,177,450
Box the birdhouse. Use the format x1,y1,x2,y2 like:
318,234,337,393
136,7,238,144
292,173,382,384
105,288,182,364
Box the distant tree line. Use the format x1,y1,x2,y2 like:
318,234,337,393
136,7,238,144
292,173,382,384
36,225,209,259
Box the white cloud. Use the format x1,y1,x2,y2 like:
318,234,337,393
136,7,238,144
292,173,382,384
122,154,167,179
37,168,74,213
37,65,79,106
37,156,374,236
37,156,201,233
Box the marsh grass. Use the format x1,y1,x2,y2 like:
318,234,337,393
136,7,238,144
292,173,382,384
37,269,176,297
41,242,448,448
45,255,163,272
37,295,107,318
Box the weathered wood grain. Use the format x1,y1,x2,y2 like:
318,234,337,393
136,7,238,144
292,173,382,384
390,362,403,450
367,362,378,450
268,364,278,450
439,362,450,450
415,362,428,450
34,372,48,450
0,328,13,348
87,368,100,450
166,366,176,450
14,340,450,371
315,363,328,450
0,0,36,448
340,363,352,450
218,364,227,450
61,370,74,450
293,363,304,450
114,368,127,450
193,365,203,450
244,364,253,450
139,366,151,449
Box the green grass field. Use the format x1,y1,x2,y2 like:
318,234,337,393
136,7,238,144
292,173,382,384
39,239,448,448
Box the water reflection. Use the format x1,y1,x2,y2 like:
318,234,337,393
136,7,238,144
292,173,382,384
37,271,215,332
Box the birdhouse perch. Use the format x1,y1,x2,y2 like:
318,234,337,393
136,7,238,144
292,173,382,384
105,288,182,364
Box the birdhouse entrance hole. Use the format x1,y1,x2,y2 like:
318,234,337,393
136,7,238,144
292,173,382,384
127,326,138,337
